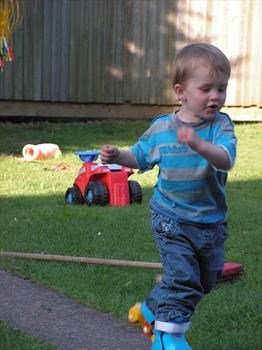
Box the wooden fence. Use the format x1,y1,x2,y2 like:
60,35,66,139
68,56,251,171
0,0,261,119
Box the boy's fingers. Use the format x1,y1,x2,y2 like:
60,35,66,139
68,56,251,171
102,145,109,152
102,144,114,153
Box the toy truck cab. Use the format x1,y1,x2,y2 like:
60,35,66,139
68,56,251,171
65,151,142,206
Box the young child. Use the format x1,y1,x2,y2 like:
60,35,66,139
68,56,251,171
100,43,237,350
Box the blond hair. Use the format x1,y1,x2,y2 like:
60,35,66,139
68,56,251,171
173,43,231,85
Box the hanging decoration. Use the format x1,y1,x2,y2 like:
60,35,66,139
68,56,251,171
0,0,22,70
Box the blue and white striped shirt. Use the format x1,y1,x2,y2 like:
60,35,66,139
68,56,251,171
131,112,237,225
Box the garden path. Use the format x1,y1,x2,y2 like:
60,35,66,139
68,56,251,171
0,267,150,349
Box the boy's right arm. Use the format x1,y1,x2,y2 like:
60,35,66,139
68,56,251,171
100,145,138,169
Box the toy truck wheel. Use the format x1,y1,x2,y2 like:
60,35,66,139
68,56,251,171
128,180,142,204
85,182,109,206
65,187,84,205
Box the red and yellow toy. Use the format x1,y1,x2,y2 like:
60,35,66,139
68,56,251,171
128,302,154,338
65,151,142,206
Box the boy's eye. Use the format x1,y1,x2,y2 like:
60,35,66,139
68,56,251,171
200,87,210,92
200,86,227,93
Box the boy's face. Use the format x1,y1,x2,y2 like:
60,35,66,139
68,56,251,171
174,64,228,122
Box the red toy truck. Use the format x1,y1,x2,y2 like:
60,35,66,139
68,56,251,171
65,151,142,206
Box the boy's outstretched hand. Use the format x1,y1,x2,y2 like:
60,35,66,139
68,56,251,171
100,145,120,164
100,145,139,169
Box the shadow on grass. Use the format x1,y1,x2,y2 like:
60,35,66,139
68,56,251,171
0,120,150,156
0,179,261,341
0,179,261,258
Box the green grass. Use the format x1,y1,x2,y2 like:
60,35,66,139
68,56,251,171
0,120,261,350
0,321,57,350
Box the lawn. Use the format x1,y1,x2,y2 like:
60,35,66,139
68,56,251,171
0,120,261,350
0,321,57,350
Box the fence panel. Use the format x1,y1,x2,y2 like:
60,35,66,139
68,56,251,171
0,0,261,108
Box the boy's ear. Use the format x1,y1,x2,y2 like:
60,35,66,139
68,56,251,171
173,84,184,101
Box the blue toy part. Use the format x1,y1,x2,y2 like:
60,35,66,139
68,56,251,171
75,150,100,162
141,302,155,324
152,331,192,350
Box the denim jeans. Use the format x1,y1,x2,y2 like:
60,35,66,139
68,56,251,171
146,212,227,323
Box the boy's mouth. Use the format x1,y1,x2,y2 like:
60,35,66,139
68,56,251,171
206,104,219,112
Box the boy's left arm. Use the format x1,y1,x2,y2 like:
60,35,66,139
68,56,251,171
178,125,236,171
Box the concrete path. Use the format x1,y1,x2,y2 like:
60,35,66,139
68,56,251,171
0,267,150,349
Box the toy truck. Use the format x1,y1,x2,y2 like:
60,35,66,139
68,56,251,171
65,151,142,206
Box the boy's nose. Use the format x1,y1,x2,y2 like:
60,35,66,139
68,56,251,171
210,90,219,100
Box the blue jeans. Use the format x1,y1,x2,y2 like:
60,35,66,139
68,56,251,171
146,212,227,323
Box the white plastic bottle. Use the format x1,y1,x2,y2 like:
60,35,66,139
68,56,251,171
22,143,61,161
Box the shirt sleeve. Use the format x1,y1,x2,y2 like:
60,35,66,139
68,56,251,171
214,114,237,169
130,124,160,172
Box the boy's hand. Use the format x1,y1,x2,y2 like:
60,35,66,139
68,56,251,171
177,125,231,170
100,145,120,164
177,125,200,151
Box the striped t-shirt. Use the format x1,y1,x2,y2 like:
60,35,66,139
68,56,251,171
131,112,237,225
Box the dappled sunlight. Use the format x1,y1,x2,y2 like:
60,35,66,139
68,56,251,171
166,3,212,48
106,66,124,80
102,1,260,108
124,41,145,57
0,0,260,112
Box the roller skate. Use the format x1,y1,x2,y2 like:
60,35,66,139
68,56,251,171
151,331,192,350
128,302,155,338
152,321,192,350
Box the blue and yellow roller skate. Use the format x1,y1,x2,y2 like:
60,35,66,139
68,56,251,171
152,321,192,350
128,301,155,339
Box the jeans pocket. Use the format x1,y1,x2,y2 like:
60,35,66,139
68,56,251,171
151,213,179,238
152,214,170,235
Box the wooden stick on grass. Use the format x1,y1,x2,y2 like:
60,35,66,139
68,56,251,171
0,251,162,269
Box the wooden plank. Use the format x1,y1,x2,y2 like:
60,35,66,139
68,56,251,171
59,0,70,101
123,0,133,103
42,0,52,101
1,54,13,99
78,0,88,102
93,0,102,103
69,0,80,101
0,101,260,122
22,0,34,99
85,0,93,101
13,23,24,99
32,0,43,100
50,0,61,101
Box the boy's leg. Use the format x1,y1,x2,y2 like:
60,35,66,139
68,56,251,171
151,214,203,323
149,214,203,350
200,222,227,293
150,215,227,349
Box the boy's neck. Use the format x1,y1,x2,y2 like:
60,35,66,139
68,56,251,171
176,110,199,123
